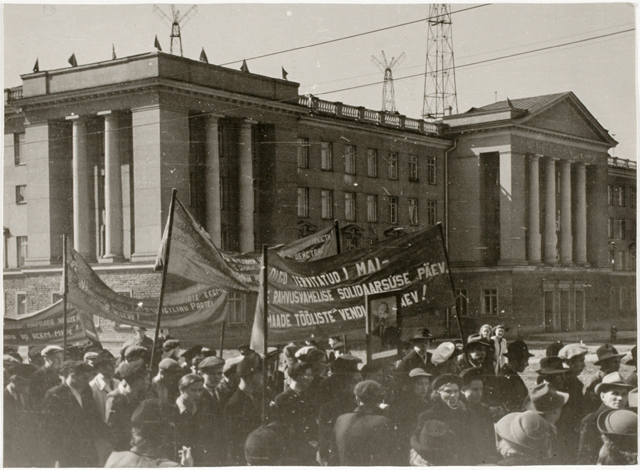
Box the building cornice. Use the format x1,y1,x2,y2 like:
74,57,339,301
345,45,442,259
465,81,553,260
3,263,157,277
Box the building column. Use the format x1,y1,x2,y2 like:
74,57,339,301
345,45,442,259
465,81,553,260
101,111,123,261
70,116,94,260
559,160,573,265
574,162,588,265
205,115,222,247
527,154,542,264
543,157,558,264
238,119,255,252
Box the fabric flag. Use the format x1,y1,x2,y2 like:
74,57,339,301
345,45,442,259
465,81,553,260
33,59,40,73
154,35,162,51
240,59,249,73
68,53,78,67
4,301,100,347
250,225,456,349
112,44,117,60
199,48,208,64
65,237,229,329
282,67,288,80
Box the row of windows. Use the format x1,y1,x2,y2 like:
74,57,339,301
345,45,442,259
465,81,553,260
609,286,636,310
608,185,636,208
297,188,437,225
297,138,436,184
455,288,499,316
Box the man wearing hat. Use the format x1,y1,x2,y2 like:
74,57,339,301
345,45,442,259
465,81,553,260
397,328,435,374
224,352,264,465
119,326,153,360
217,355,243,407
625,345,637,385
151,358,184,404
497,340,534,412
410,420,459,466
457,334,495,376
431,341,463,375
577,371,634,464
88,350,119,422
494,411,553,465
29,344,64,409
596,408,638,465
583,343,627,413
41,360,107,467
161,339,181,361
197,356,227,465
557,342,589,416
174,373,214,465
28,345,45,368
4,363,38,467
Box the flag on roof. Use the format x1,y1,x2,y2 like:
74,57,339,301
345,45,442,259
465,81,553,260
282,67,288,80
112,44,117,60
199,48,208,64
33,59,39,73
68,53,78,67
154,35,162,51
240,59,249,73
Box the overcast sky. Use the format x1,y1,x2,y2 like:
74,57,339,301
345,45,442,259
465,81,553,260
3,3,637,159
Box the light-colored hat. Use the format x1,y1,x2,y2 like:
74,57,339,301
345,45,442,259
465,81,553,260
558,343,588,361
409,368,432,378
495,411,552,454
198,356,225,370
41,345,64,356
594,371,635,394
431,342,459,365
597,409,637,436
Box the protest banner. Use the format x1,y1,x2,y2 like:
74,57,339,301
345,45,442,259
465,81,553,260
4,301,99,346
251,225,456,350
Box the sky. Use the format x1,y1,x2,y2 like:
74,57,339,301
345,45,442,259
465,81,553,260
3,3,637,159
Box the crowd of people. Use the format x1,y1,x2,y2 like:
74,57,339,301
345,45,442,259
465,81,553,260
3,324,638,467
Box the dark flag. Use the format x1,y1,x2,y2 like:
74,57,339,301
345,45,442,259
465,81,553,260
112,44,117,60
281,67,288,80
68,53,78,67
33,59,39,73
199,47,208,64
154,35,162,51
240,59,249,73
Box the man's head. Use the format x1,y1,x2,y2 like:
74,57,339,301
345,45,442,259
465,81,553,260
432,375,463,409
411,329,433,354
375,302,391,328
296,347,327,378
460,368,484,404
525,383,569,425
409,368,432,399
594,344,625,374
117,361,150,398
198,356,225,388
60,360,94,391
7,363,37,394
465,336,490,364
596,372,634,410
237,353,263,390
92,350,116,378
124,345,149,364
133,326,147,339
354,380,385,407
41,345,64,371
288,362,314,392
178,373,204,406
505,340,534,372
558,343,588,375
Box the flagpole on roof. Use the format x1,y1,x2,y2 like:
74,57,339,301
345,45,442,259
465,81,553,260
261,244,269,423
62,234,68,360
150,188,178,370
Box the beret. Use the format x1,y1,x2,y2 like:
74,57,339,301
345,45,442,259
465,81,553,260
198,356,225,370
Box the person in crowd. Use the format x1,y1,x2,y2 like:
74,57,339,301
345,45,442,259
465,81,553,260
224,352,264,465
583,343,627,413
596,408,638,465
494,411,554,465
83,350,101,369
536,356,569,389
238,344,254,356
265,347,285,396
546,340,565,358
122,345,149,368
120,326,153,361
492,324,508,372
460,367,498,463
105,398,188,467
197,356,227,465
457,334,495,376
397,328,435,374
244,416,287,466
328,336,346,361
578,371,634,464
28,345,45,368
393,368,433,448
498,340,533,412
41,360,107,467
4,363,38,467
524,382,569,463
624,345,637,384
271,361,318,465
30,344,64,408
410,419,458,466
431,341,462,375
558,342,590,415
217,355,243,407
106,361,151,452
152,358,184,404
296,345,329,379
198,355,225,404
162,339,182,361
316,355,362,465
332,380,398,466
89,349,119,422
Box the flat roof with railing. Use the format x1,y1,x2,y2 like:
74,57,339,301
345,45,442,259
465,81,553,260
608,156,637,170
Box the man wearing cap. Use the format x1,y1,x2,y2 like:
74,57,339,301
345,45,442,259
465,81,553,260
558,343,589,417
152,357,184,404
217,355,242,407
497,340,534,412
120,326,153,361
29,344,64,408
161,339,181,361
41,360,107,467
28,345,45,368
224,352,264,465
397,328,435,374
577,371,634,464
4,363,38,467
459,367,497,464
106,361,151,451
583,343,627,413
198,355,227,465
88,350,119,422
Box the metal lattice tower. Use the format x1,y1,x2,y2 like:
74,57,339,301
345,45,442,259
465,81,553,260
153,4,198,56
422,4,458,121
371,51,405,113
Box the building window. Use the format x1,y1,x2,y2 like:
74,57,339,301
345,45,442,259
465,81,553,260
388,153,398,180
427,200,437,226
297,187,309,218
15,185,26,204
609,287,616,309
367,195,377,223
619,287,626,309
16,292,27,316
220,177,226,210
297,138,310,168
16,236,27,267
343,227,361,251
14,133,25,165
227,292,246,325
389,196,398,224
426,156,437,184
345,192,356,221
367,149,378,177
345,145,356,175
409,155,419,182
630,188,636,208
608,218,613,238
482,289,498,315
608,185,615,205
455,289,469,316
321,190,333,219
618,186,626,207
409,199,418,225
321,142,333,171
613,219,626,239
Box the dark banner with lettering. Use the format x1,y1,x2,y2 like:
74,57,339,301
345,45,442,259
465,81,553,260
4,301,100,346
251,226,455,349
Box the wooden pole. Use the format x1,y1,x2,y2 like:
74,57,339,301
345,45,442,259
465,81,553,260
62,234,68,360
334,219,341,254
261,244,269,422
437,223,465,346
150,189,178,370
218,321,226,358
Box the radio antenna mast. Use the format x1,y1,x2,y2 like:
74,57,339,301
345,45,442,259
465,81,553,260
153,4,198,56
371,50,406,113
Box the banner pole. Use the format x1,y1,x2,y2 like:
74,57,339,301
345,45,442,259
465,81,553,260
218,321,226,358
437,223,465,346
62,234,68,360
150,188,178,370
261,244,269,423
334,219,341,254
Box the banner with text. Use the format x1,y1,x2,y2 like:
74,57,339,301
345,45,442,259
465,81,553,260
251,226,456,349
4,301,100,346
